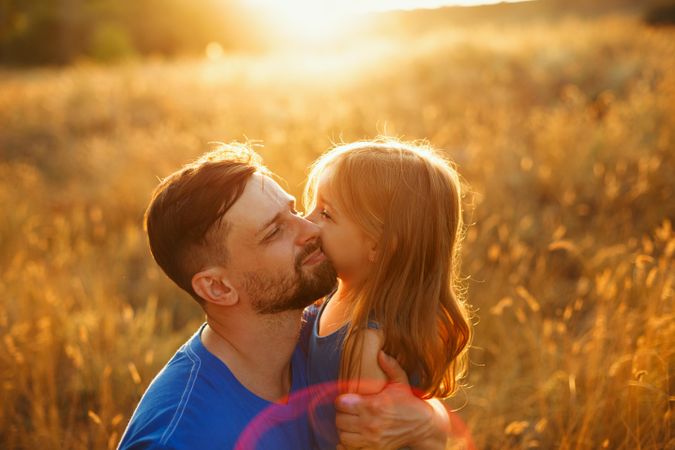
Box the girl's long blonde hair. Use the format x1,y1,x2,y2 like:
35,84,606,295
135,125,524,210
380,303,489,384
304,138,472,398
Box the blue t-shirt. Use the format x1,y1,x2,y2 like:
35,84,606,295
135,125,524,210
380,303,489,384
118,323,314,450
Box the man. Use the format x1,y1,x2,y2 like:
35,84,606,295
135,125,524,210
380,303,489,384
119,143,451,449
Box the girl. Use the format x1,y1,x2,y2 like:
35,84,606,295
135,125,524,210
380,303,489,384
303,139,472,449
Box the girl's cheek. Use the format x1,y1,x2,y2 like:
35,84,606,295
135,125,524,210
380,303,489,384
316,226,332,249
318,225,329,241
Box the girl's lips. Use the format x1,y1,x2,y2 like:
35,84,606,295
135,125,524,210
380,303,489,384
302,248,327,265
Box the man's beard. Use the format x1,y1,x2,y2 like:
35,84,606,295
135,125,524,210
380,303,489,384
245,239,337,315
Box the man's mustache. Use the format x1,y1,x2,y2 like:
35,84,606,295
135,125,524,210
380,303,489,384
296,239,325,267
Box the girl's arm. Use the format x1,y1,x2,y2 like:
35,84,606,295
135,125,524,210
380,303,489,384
345,328,388,395
335,351,452,450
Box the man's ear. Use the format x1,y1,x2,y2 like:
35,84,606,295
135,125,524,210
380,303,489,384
192,267,238,307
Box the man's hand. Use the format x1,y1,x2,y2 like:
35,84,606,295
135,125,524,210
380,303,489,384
334,351,450,450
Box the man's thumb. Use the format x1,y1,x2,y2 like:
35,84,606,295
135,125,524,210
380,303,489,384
377,350,409,385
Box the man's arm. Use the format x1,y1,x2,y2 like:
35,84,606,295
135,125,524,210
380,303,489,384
334,351,452,449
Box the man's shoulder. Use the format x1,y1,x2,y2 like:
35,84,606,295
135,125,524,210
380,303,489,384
118,331,243,449
118,338,204,448
119,325,315,450
139,338,205,404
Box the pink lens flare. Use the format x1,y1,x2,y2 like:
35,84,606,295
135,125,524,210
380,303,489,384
235,379,475,449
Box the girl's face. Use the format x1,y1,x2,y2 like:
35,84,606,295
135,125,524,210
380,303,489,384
306,168,375,286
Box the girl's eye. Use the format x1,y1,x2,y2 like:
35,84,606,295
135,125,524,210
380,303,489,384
320,209,331,220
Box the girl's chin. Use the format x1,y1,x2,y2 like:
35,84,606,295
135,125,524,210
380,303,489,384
335,275,369,288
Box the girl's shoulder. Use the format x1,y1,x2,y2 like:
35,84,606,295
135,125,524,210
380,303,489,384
302,300,322,321
299,298,329,355
301,296,330,324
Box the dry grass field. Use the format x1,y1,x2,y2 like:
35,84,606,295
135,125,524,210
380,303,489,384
0,13,673,450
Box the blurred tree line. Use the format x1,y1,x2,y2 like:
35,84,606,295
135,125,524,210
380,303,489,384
1,0,673,66
0,0,267,65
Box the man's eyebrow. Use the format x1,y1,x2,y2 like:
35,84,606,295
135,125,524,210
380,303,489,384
257,198,296,236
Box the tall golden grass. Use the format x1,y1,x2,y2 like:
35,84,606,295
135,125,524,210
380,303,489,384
0,14,672,450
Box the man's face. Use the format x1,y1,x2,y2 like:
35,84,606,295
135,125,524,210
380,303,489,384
223,173,337,314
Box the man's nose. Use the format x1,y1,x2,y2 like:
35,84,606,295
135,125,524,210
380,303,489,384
295,215,321,245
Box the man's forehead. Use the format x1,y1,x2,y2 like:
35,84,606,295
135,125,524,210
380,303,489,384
251,173,294,205
227,174,293,231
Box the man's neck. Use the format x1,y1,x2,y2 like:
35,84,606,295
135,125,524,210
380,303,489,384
202,309,302,403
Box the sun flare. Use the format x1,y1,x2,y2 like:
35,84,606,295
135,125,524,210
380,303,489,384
247,0,363,44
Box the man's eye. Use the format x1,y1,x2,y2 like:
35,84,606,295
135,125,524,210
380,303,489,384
291,208,302,217
265,227,281,240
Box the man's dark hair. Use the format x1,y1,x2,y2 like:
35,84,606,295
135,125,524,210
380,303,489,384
144,143,269,304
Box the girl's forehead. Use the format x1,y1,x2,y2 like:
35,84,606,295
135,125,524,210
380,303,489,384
316,165,336,193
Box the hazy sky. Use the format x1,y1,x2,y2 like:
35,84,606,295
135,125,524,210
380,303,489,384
351,0,533,12
242,0,536,41
246,0,534,14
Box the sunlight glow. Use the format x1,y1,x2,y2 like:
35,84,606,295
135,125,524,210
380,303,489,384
205,42,225,61
248,0,357,44
353,0,533,12
245,0,535,45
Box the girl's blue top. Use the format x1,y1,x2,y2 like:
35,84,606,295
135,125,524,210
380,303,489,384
304,293,419,450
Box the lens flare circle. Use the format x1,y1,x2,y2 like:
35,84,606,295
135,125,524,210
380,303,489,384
234,380,476,449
